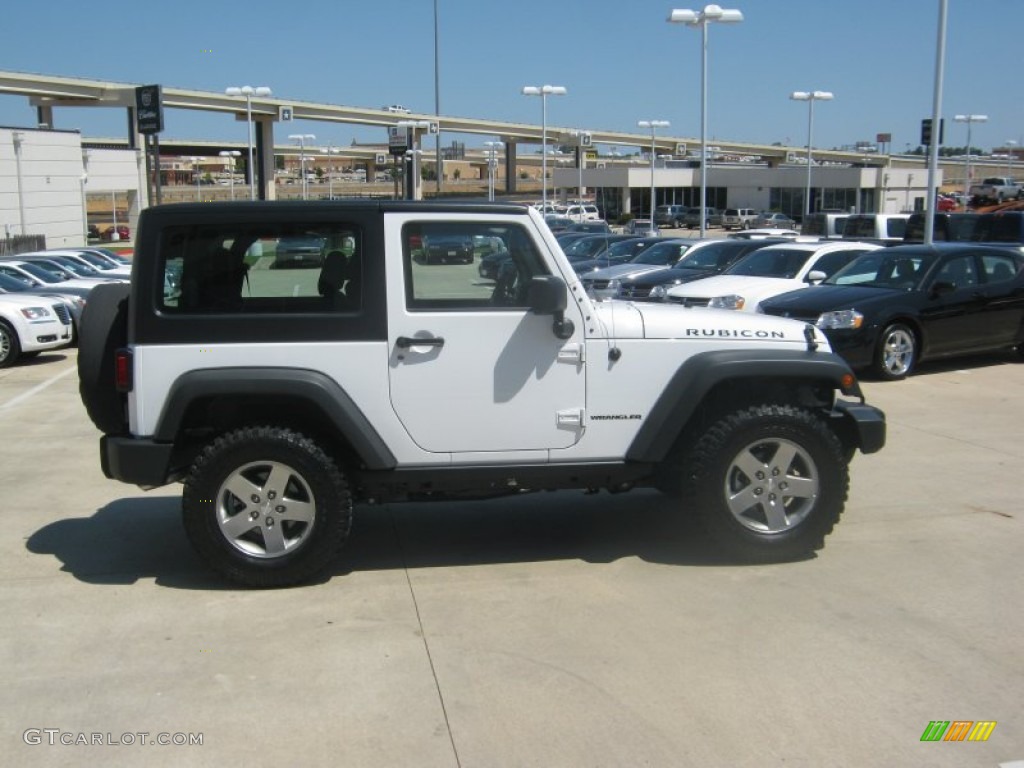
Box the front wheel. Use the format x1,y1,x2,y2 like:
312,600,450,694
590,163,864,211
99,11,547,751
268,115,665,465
874,323,916,380
183,426,352,587
682,405,848,562
0,320,21,368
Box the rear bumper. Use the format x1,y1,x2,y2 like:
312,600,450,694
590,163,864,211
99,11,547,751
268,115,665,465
101,435,176,489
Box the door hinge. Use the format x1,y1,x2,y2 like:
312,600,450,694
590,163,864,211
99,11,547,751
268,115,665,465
557,343,585,364
556,408,584,427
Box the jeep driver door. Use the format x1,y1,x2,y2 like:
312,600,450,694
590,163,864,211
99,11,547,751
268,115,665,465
386,218,586,454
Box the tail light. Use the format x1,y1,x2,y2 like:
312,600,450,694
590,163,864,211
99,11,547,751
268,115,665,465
114,348,134,392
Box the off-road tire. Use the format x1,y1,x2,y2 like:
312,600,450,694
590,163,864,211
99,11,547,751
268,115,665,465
182,426,353,587
0,320,22,368
77,282,131,433
682,404,848,562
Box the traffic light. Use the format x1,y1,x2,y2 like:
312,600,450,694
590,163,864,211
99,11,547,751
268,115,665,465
921,118,944,146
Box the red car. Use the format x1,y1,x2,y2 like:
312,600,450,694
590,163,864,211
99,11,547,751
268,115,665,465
936,195,958,212
101,225,130,242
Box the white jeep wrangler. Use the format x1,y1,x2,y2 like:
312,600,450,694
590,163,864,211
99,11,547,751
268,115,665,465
78,201,885,587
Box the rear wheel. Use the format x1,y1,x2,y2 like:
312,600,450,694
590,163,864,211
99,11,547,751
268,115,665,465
0,320,22,368
681,404,848,562
874,323,916,380
183,426,352,587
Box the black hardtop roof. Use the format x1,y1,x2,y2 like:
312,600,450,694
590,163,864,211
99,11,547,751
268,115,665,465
145,200,532,217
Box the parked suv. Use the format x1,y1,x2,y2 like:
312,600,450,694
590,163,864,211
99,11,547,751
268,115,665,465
78,201,885,587
654,205,687,228
683,207,722,229
721,208,758,230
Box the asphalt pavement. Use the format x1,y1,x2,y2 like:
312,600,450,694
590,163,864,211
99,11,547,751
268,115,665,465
1,346,1021,768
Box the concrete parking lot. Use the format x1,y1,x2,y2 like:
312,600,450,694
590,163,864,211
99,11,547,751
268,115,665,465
1,347,1021,767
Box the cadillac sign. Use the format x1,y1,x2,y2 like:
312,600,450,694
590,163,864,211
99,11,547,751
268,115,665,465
135,85,164,135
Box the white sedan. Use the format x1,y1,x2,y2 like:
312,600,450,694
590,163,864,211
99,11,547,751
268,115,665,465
0,293,74,367
663,240,881,312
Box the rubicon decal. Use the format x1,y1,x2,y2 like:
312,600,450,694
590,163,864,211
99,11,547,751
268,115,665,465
683,329,787,339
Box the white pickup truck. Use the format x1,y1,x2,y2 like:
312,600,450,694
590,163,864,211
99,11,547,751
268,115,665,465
969,177,1023,204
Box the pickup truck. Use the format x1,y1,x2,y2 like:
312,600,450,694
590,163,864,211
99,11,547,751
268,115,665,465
969,177,1023,205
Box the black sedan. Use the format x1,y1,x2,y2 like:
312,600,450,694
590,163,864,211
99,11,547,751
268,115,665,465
421,233,475,265
759,244,1024,380
616,238,788,300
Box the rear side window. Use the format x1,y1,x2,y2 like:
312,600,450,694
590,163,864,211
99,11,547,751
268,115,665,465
158,221,362,314
886,219,907,238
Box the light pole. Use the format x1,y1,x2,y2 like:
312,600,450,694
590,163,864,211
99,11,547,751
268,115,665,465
483,141,503,201
522,85,567,213
397,120,432,200
219,150,241,200
954,114,987,207
668,5,742,238
790,91,834,219
289,134,316,200
322,144,343,200
225,85,272,201
638,120,670,232
1006,139,1018,177
191,156,203,201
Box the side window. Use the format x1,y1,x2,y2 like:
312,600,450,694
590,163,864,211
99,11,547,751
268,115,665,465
935,254,979,289
160,222,362,313
980,253,1021,284
403,222,550,310
812,250,864,279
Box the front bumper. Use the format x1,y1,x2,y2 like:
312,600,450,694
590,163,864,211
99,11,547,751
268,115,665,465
832,400,886,455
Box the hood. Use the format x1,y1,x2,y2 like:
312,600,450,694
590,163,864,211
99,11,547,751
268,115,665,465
625,266,714,288
583,263,665,282
596,299,829,347
665,274,807,310
762,284,904,314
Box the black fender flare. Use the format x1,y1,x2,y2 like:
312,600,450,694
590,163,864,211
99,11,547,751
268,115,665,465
153,367,397,469
625,349,862,463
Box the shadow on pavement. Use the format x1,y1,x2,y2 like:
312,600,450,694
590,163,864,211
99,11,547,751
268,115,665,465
26,489,771,589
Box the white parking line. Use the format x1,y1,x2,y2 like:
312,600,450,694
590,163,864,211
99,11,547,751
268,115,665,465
0,365,77,411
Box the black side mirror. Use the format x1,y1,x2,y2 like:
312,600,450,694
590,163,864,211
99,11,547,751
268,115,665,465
527,275,574,339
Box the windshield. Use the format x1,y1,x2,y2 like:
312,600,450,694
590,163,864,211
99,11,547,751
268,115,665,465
563,236,612,258
68,251,116,270
724,247,812,278
53,259,102,278
675,242,750,271
14,262,64,283
825,251,932,288
634,241,690,265
0,272,33,291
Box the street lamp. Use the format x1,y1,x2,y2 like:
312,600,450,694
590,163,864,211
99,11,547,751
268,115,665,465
522,85,567,213
638,120,670,232
225,85,272,201
954,114,987,207
322,143,343,200
219,150,241,200
668,5,742,238
790,91,834,219
483,141,503,201
289,133,316,200
191,156,203,201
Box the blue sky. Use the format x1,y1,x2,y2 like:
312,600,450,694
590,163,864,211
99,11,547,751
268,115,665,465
1,0,1020,154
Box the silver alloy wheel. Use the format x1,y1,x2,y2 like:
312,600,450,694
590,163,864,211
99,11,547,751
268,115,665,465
0,325,11,362
882,327,915,377
723,437,820,534
215,460,316,559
